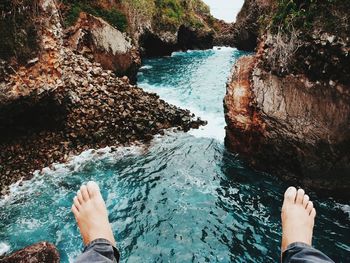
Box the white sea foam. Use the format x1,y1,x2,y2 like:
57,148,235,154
0,242,10,256
188,109,225,142
140,65,153,70
139,83,225,142
213,46,236,52
338,203,350,219
0,145,143,203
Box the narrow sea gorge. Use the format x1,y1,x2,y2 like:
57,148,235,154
0,48,349,262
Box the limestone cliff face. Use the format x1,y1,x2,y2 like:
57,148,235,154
60,0,216,58
130,1,216,57
1,0,217,82
66,12,141,83
224,1,350,199
215,0,271,51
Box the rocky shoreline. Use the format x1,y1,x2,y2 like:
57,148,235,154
0,0,206,196
0,53,206,195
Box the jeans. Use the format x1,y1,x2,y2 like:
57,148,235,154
75,239,334,263
75,239,120,263
282,242,334,263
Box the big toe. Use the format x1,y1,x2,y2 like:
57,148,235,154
284,186,297,204
87,181,101,198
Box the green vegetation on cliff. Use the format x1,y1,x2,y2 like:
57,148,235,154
62,1,127,31
61,0,214,36
270,0,350,36
122,0,213,32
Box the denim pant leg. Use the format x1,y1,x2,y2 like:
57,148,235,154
282,242,334,263
75,238,120,263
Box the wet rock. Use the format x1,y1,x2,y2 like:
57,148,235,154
0,242,59,263
139,25,215,57
177,25,214,51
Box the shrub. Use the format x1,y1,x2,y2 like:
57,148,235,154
63,1,127,32
270,0,350,35
156,0,185,28
152,0,210,31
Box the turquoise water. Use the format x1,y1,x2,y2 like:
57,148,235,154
0,48,349,262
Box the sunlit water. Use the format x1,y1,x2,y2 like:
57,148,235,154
1,48,349,262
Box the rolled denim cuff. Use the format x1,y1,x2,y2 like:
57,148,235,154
83,238,120,262
282,242,334,263
285,241,312,250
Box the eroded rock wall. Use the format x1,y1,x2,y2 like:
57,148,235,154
224,0,350,199
122,0,216,57
215,0,272,51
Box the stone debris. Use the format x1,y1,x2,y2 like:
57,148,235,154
0,0,207,195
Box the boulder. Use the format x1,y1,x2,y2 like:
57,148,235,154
0,242,59,263
66,12,141,83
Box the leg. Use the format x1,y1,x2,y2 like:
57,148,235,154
281,187,334,263
72,181,120,263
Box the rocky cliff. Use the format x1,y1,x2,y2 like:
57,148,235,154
0,0,205,197
122,0,217,57
1,0,218,83
65,12,141,83
214,0,271,51
224,0,350,199
61,0,217,59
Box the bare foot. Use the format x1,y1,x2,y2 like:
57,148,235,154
281,187,316,253
71,181,116,246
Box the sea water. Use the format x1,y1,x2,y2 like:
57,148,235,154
0,48,349,262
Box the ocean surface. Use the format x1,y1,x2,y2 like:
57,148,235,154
0,48,349,262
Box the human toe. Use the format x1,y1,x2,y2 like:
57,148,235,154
295,188,305,204
77,190,84,204
80,185,90,201
284,186,297,203
87,181,100,198
302,194,309,208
